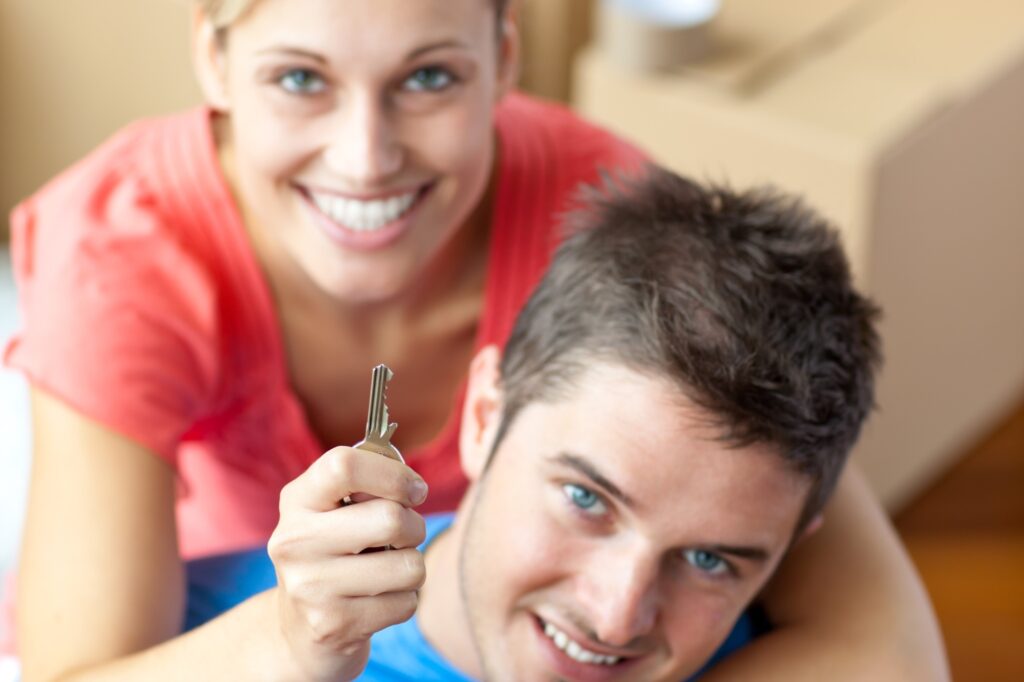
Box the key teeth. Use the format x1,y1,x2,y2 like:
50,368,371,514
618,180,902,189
367,364,398,444
375,364,394,382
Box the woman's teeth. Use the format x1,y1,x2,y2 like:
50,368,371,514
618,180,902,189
543,621,621,666
311,190,418,231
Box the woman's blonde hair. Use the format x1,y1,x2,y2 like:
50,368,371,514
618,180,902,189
196,0,258,28
196,0,509,30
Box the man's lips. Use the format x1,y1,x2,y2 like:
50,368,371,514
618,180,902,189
531,613,648,682
535,612,646,660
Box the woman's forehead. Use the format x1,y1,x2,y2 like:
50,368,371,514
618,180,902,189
214,0,500,28
227,0,498,52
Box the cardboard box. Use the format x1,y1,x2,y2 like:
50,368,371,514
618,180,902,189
575,0,1024,510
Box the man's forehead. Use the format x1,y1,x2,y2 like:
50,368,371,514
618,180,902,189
519,363,810,548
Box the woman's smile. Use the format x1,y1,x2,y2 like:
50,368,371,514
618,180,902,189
297,181,436,250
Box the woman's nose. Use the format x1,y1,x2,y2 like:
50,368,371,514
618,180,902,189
323,91,403,185
577,550,661,648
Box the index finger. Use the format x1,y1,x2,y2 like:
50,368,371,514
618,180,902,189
281,446,428,513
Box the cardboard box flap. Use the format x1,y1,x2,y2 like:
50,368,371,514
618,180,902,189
757,0,1024,144
675,0,882,93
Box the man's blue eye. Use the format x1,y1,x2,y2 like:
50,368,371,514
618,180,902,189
403,67,454,92
563,483,606,515
684,549,728,575
279,68,326,94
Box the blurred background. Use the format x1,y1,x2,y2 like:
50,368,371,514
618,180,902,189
1,0,1022,678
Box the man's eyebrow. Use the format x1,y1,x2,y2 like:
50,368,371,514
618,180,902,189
549,452,636,509
702,543,771,563
550,453,774,562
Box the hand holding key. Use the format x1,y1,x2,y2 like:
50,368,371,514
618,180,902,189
267,365,428,682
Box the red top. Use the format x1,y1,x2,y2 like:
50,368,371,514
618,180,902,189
5,92,646,559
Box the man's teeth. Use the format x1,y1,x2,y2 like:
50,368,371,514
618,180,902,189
311,190,418,232
543,621,621,666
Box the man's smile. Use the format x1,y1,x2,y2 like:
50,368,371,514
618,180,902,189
529,612,650,681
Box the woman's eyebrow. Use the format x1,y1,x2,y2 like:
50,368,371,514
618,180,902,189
255,40,469,64
405,39,471,60
548,452,636,509
255,46,327,64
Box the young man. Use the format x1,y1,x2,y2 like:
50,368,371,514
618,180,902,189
346,165,880,679
187,165,881,681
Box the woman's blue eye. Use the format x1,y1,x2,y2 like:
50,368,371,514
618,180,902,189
684,549,728,576
279,68,326,94
403,66,455,92
563,483,606,515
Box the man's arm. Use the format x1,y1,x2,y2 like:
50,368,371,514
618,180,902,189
701,465,950,681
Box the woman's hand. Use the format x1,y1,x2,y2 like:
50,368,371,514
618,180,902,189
701,465,950,681
268,446,429,682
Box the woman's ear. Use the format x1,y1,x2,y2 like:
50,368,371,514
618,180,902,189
459,345,504,481
190,4,231,111
494,2,521,100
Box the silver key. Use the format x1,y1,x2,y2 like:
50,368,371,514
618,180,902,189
353,364,404,463
346,365,404,549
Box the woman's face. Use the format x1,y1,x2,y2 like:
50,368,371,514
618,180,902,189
196,0,514,302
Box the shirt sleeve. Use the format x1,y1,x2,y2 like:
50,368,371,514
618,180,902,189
4,163,220,466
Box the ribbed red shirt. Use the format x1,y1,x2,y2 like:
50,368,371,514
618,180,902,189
5,92,646,561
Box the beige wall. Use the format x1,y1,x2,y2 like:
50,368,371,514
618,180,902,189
0,0,201,239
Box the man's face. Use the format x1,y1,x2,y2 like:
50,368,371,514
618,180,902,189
456,362,810,681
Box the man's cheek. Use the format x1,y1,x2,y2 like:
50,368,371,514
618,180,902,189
665,591,750,668
502,506,572,584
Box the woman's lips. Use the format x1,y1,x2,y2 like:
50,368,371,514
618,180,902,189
298,182,434,251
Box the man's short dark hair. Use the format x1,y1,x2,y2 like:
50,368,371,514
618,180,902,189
496,165,882,530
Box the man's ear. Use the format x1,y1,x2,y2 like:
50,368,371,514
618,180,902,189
459,345,504,482
494,1,521,101
794,514,824,545
190,5,231,111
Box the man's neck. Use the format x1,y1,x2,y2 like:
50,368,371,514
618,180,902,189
418,512,482,678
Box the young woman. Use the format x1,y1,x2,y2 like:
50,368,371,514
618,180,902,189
5,0,947,679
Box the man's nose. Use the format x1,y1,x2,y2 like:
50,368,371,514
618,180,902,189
577,549,661,647
323,91,403,184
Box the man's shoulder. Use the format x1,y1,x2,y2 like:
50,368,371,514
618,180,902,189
362,614,474,682
421,512,455,550
359,512,469,681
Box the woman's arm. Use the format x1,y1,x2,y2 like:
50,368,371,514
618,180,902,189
17,388,286,681
701,464,950,681
17,388,426,682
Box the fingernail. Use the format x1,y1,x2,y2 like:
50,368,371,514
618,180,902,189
409,479,428,505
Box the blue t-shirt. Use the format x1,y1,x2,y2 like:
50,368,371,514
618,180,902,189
184,514,761,680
